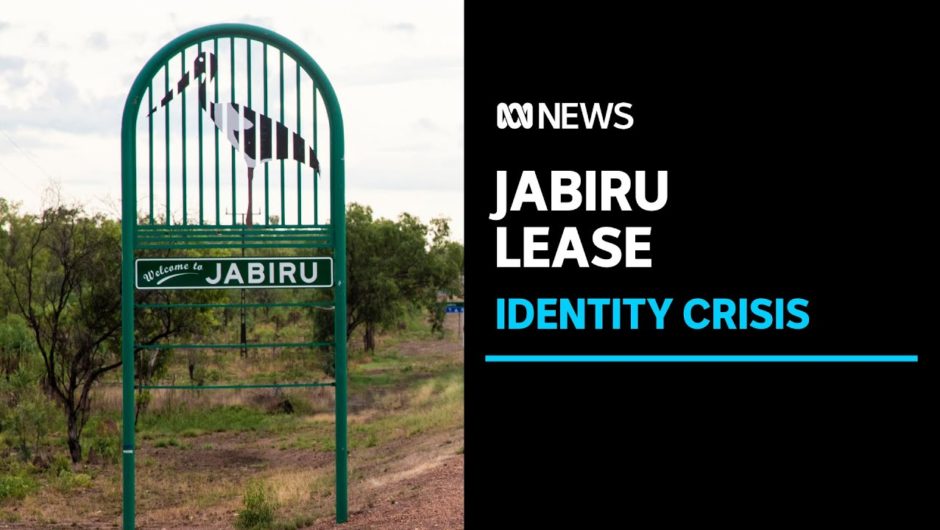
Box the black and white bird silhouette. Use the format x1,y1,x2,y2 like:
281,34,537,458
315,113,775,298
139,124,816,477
149,51,319,226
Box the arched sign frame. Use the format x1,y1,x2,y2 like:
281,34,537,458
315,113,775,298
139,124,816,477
120,23,348,527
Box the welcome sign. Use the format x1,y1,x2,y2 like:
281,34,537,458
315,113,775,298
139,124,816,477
135,257,333,290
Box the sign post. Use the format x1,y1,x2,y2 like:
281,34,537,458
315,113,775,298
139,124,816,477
445,303,464,340
120,24,347,527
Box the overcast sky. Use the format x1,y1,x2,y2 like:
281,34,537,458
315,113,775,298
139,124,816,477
0,0,463,239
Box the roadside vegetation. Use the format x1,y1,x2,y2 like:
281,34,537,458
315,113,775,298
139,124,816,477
0,197,463,527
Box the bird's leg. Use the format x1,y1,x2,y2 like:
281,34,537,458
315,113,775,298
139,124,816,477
246,166,254,227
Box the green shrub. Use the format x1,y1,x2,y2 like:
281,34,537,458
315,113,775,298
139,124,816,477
0,360,59,462
0,473,38,501
235,480,277,530
0,314,35,376
47,453,72,476
53,470,93,492
84,419,120,464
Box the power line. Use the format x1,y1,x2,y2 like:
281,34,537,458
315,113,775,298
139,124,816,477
2,130,59,182
0,156,45,200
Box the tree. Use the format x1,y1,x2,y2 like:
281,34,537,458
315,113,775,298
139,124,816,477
314,204,464,357
1,205,121,462
1,204,215,462
425,218,464,334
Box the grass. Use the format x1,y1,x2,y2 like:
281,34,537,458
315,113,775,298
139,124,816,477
139,405,299,437
0,472,38,501
272,515,316,530
235,481,277,530
350,351,459,392
279,431,334,452
153,437,181,448
52,470,93,493
7,310,463,526
269,365,463,454
350,368,463,449
309,471,335,500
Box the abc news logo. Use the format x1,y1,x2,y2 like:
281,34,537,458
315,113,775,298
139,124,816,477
496,102,634,130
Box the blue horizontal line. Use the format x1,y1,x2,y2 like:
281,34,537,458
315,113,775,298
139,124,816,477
485,355,918,363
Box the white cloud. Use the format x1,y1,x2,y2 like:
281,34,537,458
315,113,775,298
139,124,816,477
0,0,463,240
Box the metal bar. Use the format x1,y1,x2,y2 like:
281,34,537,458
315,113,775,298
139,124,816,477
134,227,331,235
263,43,269,225
135,234,330,239
328,68,349,524
198,42,204,224
136,231,331,240
164,63,170,223
135,242,333,250
313,79,318,224
296,62,302,224
247,40,254,228
136,239,333,246
136,235,331,241
279,50,285,225
136,242,332,250
135,239,333,246
136,228,331,236
230,37,236,225
137,301,335,310
214,38,220,225
139,382,335,390
136,236,330,242
119,68,139,529
136,240,332,247
181,48,188,225
137,223,331,230
136,235,331,242
135,341,332,350
136,235,330,242
247,39,252,110
148,81,153,224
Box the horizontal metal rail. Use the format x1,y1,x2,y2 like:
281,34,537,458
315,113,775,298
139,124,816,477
137,232,331,240
136,228,330,235
136,224,332,231
135,236,332,244
135,341,331,350
135,242,333,250
138,382,335,390
136,301,334,310
136,238,332,245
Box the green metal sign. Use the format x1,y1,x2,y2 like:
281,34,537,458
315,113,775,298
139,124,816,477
136,257,333,289
120,23,348,528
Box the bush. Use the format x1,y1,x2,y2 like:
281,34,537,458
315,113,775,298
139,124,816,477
47,453,72,476
53,470,93,492
0,472,38,501
0,361,59,463
0,315,35,377
85,419,120,464
235,480,277,530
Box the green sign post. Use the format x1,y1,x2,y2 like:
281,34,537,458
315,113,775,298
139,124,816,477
120,24,348,527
